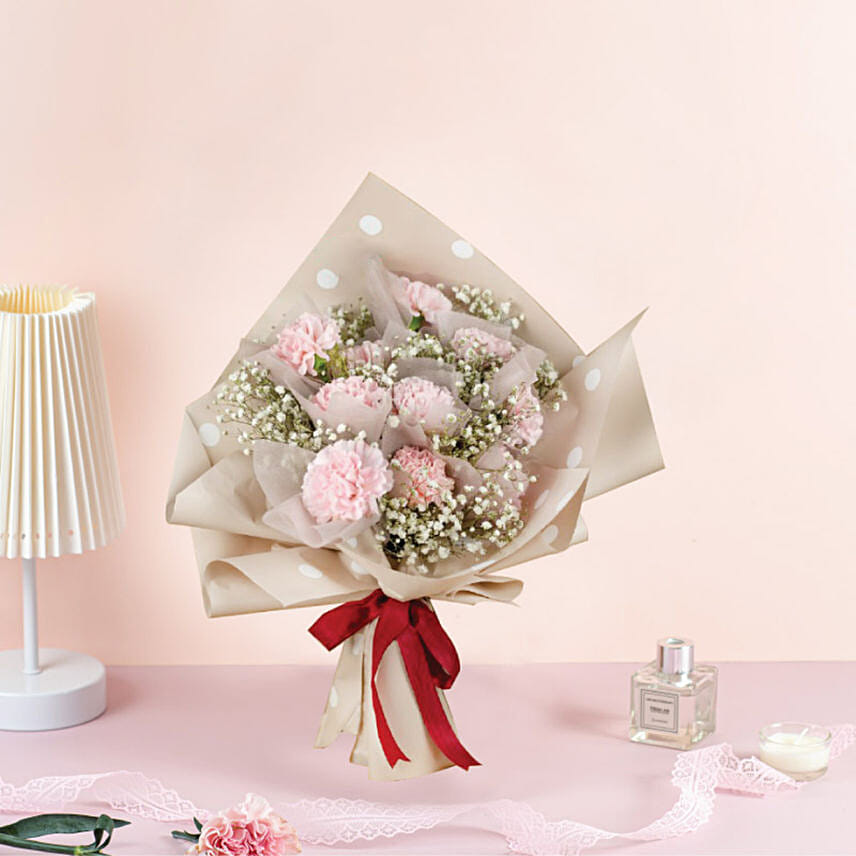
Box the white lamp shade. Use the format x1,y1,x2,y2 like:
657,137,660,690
0,286,124,559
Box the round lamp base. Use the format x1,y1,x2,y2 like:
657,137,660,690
0,648,106,731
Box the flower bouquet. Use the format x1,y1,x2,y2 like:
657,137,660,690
166,174,662,780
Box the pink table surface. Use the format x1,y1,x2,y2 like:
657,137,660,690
0,663,854,855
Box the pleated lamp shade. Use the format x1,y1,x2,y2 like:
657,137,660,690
0,285,124,560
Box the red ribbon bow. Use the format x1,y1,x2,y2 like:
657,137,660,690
309,589,479,771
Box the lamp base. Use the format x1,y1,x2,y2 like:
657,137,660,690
0,648,106,731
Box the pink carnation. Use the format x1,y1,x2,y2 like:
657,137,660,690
302,438,392,523
451,327,515,360
191,794,300,856
392,446,455,507
271,313,340,376
345,340,385,368
507,384,544,448
312,376,388,412
392,376,455,424
403,279,452,324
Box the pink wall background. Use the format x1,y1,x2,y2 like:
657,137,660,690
1,1,854,664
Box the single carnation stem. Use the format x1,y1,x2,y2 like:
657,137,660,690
408,314,424,331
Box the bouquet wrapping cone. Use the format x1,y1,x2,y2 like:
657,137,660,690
166,174,662,779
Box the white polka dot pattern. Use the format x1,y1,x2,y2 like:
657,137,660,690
541,525,559,545
198,423,221,447
316,269,339,290
298,563,323,579
585,368,601,391
451,239,474,259
359,214,383,236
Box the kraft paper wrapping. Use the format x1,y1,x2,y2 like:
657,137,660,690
166,174,663,780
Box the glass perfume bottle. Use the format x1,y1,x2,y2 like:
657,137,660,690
630,637,717,749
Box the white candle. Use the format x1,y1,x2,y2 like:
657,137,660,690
759,722,831,781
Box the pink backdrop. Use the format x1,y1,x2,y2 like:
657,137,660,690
0,0,853,664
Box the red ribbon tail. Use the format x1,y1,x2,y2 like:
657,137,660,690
370,600,412,768
398,629,480,770
371,678,410,767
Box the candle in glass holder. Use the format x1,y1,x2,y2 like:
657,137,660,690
759,722,831,781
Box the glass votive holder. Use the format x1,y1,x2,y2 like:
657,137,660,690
759,722,832,781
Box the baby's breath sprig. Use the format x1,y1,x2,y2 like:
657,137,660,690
453,355,505,405
345,359,395,386
376,464,526,572
389,332,505,406
216,361,381,453
534,359,568,412
432,403,509,462
215,360,318,451
389,331,446,361
447,283,525,330
328,300,374,346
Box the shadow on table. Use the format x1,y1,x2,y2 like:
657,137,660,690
105,670,137,716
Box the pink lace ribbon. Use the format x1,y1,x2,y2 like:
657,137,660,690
1,724,853,855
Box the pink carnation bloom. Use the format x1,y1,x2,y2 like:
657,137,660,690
271,313,340,376
392,446,455,507
508,384,544,448
451,327,515,361
392,376,455,424
302,438,392,523
345,340,385,368
312,376,388,412
191,794,300,856
403,279,452,324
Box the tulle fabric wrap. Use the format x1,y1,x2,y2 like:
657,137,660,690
166,174,664,780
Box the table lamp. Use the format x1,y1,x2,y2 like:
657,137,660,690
0,285,124,730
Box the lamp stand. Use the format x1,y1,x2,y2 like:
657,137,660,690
0,558,107,731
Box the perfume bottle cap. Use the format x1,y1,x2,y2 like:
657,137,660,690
657,637,694,674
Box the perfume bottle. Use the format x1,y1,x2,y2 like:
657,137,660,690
630,637,717,749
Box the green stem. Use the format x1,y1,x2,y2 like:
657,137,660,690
408,314,424,331
0,832,83,854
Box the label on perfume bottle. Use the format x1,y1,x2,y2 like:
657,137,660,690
640,689,679,732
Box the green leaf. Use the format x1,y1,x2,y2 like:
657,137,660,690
0,814,128,855
313,355,330,382
408,315,424,331
171,830,200,843
193,817,203,832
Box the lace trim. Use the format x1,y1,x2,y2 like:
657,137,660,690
1,724,852,855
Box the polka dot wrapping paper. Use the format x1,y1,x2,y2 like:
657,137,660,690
165,174,663,780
